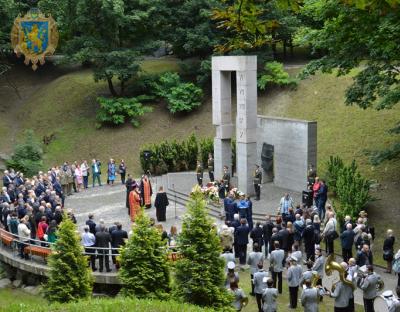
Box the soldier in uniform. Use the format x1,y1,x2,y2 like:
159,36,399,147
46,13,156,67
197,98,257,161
207,153,214,182
222,165,231,190
196,161,203,186
59,169,68,196
253,164,262,200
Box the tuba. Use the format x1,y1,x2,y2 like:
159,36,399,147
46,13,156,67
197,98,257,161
323,254,355,292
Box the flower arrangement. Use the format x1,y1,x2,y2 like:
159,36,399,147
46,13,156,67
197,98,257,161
201,183,220,204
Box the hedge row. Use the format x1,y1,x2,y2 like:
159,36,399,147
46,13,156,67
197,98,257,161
139,134,213,175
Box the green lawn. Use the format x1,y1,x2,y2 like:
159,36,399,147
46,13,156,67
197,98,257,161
0,288,46,309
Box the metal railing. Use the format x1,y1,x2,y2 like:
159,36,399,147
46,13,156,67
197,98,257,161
0,228,180,265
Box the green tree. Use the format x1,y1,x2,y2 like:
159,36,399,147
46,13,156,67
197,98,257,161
174,187,232,310
212,0,301,54
44,214,93,303
118,210,170,298
93,50,141,97
6,130,43,176
299,0,400,164
162,0,221,58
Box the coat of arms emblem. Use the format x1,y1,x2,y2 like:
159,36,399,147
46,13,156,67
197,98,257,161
11,9,59,71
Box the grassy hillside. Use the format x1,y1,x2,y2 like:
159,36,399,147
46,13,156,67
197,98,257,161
259,69,400,183
7,58,214,174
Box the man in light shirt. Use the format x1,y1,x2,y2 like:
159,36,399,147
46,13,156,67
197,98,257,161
82,225,97,271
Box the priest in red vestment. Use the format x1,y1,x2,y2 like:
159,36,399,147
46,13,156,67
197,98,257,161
140,175,152,209
129,186,141,222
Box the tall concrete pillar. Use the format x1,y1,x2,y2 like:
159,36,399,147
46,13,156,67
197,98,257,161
212,56,257,195
236,69,257,195
212,70,233,181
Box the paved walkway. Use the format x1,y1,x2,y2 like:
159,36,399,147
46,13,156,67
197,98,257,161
64,174,399,304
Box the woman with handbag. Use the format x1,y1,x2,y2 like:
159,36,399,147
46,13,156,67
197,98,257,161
383,229,395,273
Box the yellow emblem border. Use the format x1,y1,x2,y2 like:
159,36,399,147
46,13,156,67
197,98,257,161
11,10,59,71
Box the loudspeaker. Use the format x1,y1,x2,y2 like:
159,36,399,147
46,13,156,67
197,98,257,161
143,150,152,161
302,190,313,208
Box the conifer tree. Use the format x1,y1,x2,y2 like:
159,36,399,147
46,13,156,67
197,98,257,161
174,186,232,309
118,210,170,298
44,214,93,303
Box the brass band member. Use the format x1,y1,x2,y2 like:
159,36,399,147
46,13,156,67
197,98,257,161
328,270,354,312
357,265,383,312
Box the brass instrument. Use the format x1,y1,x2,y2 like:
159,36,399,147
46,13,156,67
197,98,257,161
356,266,384,292
311,271,321,287
324,254,355,292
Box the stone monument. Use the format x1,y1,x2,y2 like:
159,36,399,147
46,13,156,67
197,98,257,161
212,56,257,195
212,55,317,194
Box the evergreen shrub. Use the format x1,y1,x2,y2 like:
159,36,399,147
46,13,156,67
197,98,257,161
119,210,170,298
44,214,93,303
6,130,43,177
173,187,233,310
325,156,371,223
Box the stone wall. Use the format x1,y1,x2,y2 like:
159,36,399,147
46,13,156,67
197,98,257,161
257,116,317,192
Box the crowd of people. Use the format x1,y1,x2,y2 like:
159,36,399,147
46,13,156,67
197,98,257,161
1,159,400,312
218,205,397,312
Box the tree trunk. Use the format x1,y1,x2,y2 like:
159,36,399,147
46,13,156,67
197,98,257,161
283,40,287,60
289,36,294,58
107,78,118,97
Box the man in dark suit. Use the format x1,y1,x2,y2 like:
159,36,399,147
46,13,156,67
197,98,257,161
85,213,96,235
278,223,289,257
262,215,274,258
95,225,112,272
111,223,128,268
303,220,316,262
269,227,282,254
235,218,250,265
341,223,355,262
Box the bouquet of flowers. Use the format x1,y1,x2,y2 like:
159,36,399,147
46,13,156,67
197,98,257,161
200,182,220,204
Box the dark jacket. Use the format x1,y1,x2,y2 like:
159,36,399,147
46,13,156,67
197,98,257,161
86,219,96,235
269,233,282,253
111,229,128,248
340,229,355,250
262,221,274,241
235,224,250,245
95,231,111,248
356,250,373,267
383,236,395,252
250,226,264,247
303,225,316,249
278,228,289,251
